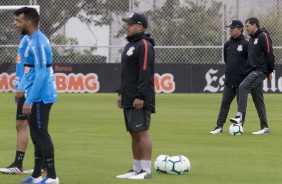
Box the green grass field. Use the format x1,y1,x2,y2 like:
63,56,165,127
0,93,282,184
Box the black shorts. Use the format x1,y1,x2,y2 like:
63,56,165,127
123,108,151,132
16,96,27,120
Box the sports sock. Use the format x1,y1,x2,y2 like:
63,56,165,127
141,160,151,174
132,160,142,172
236,112,243,118
14,151,25,168
46,157,57,179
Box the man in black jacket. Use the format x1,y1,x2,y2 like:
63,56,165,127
230,17,275,135
116,13,155,179
210,20,249,134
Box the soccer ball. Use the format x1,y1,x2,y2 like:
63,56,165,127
179,155,191,174
165,156,185,175
154,155,170,173
229,123,243,136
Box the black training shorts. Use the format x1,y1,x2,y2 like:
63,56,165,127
123,108,151,132
16,96,27,120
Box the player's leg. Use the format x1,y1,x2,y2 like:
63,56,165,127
15,119,29,165
235,87,246,126
36,102,59,183
16,119,29,154
231,71,267,124
131,131,142,171
116,109,152,179
250,83,270,135
15,96,28,170
210,86,236,134
116,109,140,179
21,113,43,183
132,130,152,167
0,96,28,174
128,109,152,179
22,102,59,184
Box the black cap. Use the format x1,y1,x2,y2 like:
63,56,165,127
122,13,148,29
226,20,243,28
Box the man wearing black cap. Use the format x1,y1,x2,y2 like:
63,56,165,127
209,20,249,134
230,17,275,135
116,13,155,179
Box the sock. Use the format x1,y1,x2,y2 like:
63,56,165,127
14,151,25,168
132,160,141,172
46,157,57,179
141,160,151,174
236,112,243,118
32,157,43,178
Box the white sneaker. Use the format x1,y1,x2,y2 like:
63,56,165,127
40,177,59,184
209,127,223,134
21,176,43,183
0,163,23,174
128,170,152,180
252,128,270,135
116,170,136,179
0,166,23,174
230,116,242,125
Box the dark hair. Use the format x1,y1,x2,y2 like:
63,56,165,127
14,7,40,26
245,17,260,28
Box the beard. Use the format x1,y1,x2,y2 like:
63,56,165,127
21,28,28,35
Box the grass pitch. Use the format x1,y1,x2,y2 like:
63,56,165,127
0,93,282,184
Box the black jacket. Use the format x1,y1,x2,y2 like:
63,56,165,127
247,29,275,75
224,34,249,86
120,32,155,113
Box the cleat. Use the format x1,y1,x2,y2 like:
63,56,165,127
38,177,59,184
116,169,136,179
128,170,152,180
0,163,23,174
230,116,242,125
209,127,223,134
21,176,43,183
252,128,270,135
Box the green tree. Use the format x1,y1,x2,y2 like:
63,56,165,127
0,0,229,64
146,0,223,63
0,0,130,64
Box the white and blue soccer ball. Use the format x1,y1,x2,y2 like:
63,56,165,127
229,123,243,136
179,155,191,174
165,156,185,175
154,155,170,173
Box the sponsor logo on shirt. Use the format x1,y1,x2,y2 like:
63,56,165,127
254,38,258,44
16,54,21,63
126,46,135,56
237,44,243,52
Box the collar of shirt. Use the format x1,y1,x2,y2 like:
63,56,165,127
29,29,41,40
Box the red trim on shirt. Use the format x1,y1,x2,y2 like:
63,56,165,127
142,39,148,70
263,32,270,54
